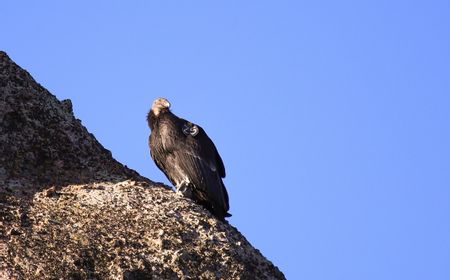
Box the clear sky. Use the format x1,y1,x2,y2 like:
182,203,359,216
2,1,450,279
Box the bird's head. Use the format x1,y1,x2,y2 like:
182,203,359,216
151,97,171,116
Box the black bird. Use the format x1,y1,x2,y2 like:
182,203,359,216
147,98,231,220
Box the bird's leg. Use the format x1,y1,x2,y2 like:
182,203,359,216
176,180,193,199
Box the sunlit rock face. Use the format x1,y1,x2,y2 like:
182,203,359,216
0,51,285,280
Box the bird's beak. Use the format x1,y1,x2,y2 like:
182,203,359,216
164,100,171,108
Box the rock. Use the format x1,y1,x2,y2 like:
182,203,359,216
0,51,285,279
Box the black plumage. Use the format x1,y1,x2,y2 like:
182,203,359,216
147,98,231,220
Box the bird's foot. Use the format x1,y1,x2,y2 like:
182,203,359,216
176,183,193,199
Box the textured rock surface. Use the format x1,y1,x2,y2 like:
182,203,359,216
0,51,285,279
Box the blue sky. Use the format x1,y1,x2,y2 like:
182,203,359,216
2,1,450,279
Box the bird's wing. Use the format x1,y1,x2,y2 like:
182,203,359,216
181,121,226,177
149,117,183,186
173,147,229,213
175,123,229,213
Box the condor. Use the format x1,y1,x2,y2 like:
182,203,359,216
148,98,231,220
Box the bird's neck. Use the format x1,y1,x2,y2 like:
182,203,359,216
148,108,172,130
